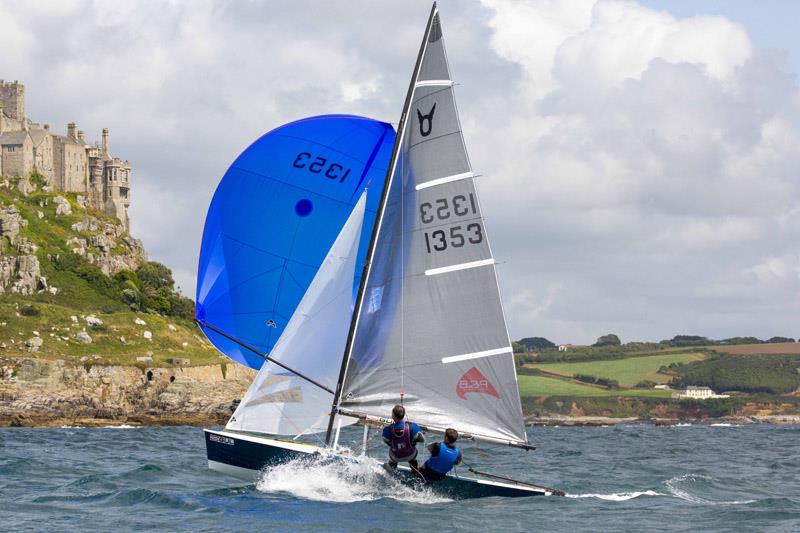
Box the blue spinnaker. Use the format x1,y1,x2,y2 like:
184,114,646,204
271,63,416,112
196,115,395,369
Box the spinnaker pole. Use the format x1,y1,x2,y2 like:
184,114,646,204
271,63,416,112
324,2,439,445
196,319,334,395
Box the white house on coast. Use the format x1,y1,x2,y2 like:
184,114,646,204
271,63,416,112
671,386,729,400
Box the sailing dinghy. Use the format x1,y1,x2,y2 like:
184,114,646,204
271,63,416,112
200,3,564,499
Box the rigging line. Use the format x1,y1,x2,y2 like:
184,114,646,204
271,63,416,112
400,108,405,401
196,319,334,395
350,124,391,201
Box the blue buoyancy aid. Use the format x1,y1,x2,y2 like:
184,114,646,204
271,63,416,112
426,443,460,474
389,422,415,459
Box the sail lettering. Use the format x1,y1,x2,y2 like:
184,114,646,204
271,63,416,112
419,193,478,224
417,103,436,137
456,367,498,399
423,222,483,253
292,152,352,183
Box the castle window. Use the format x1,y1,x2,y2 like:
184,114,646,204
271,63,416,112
5,146,14,153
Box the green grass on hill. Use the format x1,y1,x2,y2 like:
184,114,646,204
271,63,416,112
517,375,673,398
0,301,220,366
529,352,705,387
0,176,211,367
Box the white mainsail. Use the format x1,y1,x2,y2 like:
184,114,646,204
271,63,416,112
227,193,367,436
337,8,528,446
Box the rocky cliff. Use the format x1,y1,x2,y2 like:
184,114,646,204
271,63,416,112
0,357,256,427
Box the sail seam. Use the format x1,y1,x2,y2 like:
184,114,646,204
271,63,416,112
416,171,474,190
425,258,494,276
441,346,512,364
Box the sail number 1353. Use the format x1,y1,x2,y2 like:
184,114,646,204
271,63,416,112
424,223,483,253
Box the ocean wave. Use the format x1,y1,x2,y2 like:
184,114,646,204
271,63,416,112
664,474,756,505
255,454,451,504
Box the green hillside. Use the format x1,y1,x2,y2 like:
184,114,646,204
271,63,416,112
0,174,216,366
529,352,706,387
517,374,671,398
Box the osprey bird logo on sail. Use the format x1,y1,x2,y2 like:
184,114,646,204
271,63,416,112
456,367,499,400
417,103,436,136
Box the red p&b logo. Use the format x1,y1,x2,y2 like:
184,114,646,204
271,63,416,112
456,367,498,400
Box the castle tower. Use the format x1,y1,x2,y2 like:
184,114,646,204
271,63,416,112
102,128,109,156
67,122,77,139
0,80,25,121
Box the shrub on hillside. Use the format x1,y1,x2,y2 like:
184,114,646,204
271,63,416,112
518,337,556,351
20,304,39,316
766,336,795,344
671,355,800,394
594,334,621,347
573,374,619,389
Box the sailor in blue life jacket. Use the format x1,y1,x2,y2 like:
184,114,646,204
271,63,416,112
382,404,424,470
420,428,462,481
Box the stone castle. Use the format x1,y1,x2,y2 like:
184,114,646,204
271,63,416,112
0,80,131,229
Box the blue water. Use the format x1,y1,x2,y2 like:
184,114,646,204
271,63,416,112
1,424,798,532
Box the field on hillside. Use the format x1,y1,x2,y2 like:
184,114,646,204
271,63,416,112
529,352,705,387
710,343,800,355
517,374,673,398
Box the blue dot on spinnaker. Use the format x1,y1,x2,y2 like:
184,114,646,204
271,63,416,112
295,199,313,217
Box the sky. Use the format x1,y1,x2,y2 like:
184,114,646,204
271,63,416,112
1,0,798,345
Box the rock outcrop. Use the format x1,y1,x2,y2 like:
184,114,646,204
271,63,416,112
0,205,26,244
70,215,146,275
0,254,43,294
0,358,257,427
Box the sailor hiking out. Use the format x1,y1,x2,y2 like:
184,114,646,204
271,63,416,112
420,428,462,481
382,405,424,470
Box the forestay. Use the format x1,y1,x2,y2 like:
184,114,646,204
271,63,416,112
196,115,394,370
338,10,527,446
227,193,367,436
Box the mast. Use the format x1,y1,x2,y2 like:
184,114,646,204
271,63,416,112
325,2,439,445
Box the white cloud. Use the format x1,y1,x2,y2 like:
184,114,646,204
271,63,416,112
1,0,798,343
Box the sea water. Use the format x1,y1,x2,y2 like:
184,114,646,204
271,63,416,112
1,424,798,532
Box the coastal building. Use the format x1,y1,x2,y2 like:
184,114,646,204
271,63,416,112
671,385,729,400
0,80,132,229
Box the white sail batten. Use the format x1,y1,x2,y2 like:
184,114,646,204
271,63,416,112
441,346,512,364
227,193,367,437
415,171,474,190
337,10,528,446
424,258,495,276
415,79,454,88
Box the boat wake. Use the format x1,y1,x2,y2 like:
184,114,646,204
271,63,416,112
255,453,451,504
567,490,663,501
568,474,758,504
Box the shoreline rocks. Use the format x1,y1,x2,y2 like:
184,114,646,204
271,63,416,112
0,357,256,428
